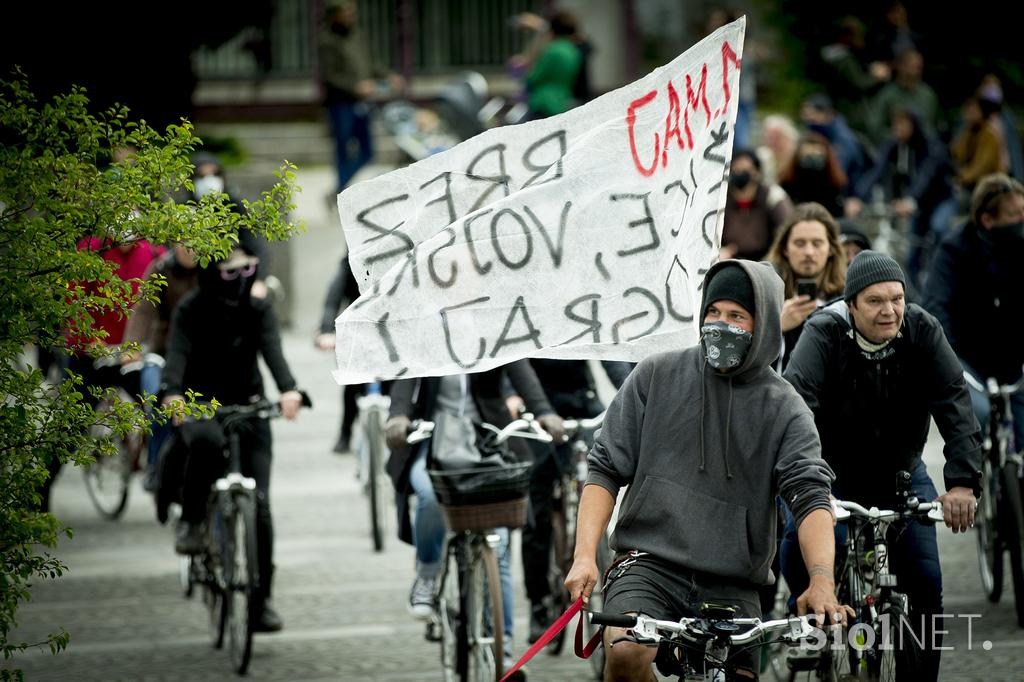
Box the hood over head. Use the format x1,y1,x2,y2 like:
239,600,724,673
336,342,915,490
695,260,785,479
700,260,785,382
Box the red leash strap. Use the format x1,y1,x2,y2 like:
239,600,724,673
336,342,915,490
499,597,603,682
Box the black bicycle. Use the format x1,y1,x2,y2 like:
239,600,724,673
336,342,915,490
963,370,1024,626
180,395,310,675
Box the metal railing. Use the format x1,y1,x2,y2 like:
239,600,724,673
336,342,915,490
192,0,540,81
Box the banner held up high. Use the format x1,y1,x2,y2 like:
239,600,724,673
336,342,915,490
333,18,745,385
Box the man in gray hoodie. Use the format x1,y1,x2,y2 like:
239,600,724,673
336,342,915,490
565,260,848,681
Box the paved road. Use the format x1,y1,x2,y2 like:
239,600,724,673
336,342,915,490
5,167,1022,681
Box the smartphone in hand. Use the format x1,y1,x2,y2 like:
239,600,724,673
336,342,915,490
796,278,818,300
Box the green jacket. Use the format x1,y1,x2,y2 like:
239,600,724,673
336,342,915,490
526,38,582,118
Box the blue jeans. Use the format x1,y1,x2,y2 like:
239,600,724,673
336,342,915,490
780,459,943,681
140,362,172,471
961,359,1024,449
409,448,516,645
327,102,373,191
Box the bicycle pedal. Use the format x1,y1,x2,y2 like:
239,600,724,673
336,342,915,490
424,619,442,642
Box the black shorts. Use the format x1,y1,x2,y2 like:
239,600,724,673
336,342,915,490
603,552,762,678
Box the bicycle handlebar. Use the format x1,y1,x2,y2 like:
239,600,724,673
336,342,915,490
405,414,553,446
189,391,313,424
962,370,1024,397
832,497,945,524
561,411,606,440
589,611,817,648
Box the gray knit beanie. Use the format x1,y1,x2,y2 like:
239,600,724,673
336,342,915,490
844,250,906,301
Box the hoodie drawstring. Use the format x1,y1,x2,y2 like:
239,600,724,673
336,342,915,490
699,359,707,472
698,359,735,479
724,378,734,479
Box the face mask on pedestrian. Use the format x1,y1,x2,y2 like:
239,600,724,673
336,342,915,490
806,121,835,138
193,174,225,199
730,170,753,190
991,221,1024,244
798,153,827,171
700,321,753,370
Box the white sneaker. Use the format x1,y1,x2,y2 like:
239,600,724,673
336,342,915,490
408,577,435,619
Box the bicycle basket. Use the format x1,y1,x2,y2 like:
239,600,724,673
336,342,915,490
439,495,528,532
428,461,531,507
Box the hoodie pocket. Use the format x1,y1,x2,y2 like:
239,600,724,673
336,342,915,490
616,476,753,578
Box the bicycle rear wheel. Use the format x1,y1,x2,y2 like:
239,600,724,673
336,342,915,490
366,408,388,552
225,493,259,674
459,541,504,682
1001,459,1024,627
547,487,570,655
84,423,134,520
203,582,227,649
977,454,1004,602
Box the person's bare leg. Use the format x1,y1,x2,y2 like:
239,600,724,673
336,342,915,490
602,615,657,682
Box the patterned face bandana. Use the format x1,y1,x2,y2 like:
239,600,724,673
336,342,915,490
701,321,753,370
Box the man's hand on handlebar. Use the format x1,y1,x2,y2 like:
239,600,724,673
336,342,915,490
564,556,599,605
936,486,977,533
279,390,303,421
385,415,412,450
796,575,855,627
537,413,565,443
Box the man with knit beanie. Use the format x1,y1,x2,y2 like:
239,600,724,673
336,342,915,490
565,261,850,682
782,250,983,681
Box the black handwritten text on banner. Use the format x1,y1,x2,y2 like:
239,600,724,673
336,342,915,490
332,18,744,384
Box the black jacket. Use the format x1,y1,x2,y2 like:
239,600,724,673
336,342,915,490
163,290,297,405
784,301,982,505
319,257,360,334
386,361,554,544
923,221,1024,384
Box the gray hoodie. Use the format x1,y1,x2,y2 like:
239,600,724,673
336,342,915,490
587,260,835,586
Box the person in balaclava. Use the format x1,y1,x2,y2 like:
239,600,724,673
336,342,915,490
564,260,849,682
783,250,982,680
162,248,305,633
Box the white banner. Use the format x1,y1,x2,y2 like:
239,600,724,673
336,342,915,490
333,18,745,384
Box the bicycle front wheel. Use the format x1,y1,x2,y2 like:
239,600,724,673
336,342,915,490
225,493,259,674
873,597,921,682
977,454,1004,602
365,408,388,552
1001,459,1024,627
83,425,133,520
438,547,461,682
459,541,504,682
